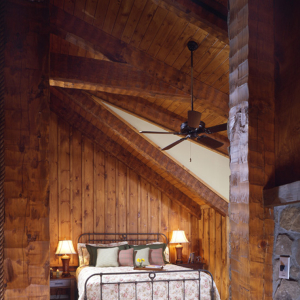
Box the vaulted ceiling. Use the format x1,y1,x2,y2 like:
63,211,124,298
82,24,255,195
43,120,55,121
49,0,230,217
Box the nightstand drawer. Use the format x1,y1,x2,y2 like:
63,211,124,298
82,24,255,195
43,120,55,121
50,279,71,288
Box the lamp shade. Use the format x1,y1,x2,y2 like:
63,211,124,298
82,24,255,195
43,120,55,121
170,230,189,244
55,240,76,255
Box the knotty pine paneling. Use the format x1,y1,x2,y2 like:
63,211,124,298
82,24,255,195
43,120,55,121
50,113,199,265
49,113,229,299
199,207,229,300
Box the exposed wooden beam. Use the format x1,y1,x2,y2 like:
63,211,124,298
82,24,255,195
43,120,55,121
89,91,229,156
50,53,189,102
52,87,228,215
50,5,229,118
264,181,300,207
151,0,229,44
50,89,202,219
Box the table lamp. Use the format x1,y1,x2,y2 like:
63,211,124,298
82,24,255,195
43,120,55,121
170,230,189,264
55,239,76,277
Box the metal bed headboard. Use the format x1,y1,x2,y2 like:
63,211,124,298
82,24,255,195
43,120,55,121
78,232,168,245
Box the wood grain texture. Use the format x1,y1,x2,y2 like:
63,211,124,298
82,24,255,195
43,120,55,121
4,1,50,297
50,90,203,219
228,0,275,298
49,114,202,265
50,5,229,118
264,181,300,206
152,0,228,44
199,207,228,299
274,0,300,187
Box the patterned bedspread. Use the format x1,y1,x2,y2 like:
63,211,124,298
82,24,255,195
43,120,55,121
76,264,220,300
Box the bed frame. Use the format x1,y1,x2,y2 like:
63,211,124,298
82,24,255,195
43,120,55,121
78,232,216,300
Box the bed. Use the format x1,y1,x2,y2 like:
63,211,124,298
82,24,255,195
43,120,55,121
76,233,220,300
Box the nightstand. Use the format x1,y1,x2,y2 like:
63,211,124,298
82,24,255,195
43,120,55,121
177,262,206,270
50,275,76,300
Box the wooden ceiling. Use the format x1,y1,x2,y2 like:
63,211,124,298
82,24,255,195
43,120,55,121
49,0,230,216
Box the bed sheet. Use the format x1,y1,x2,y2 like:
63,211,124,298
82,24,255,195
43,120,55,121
76,264,220,300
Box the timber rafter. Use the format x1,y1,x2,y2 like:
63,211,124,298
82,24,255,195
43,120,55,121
89,91,229,156
51,87,228,215
50,88,202,218
50,5,229,118
50,53,189,101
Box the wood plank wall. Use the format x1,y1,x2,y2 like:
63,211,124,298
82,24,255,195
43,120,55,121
199,207,229,300
49,112,229,299
274,0,300,186
49,112,198,265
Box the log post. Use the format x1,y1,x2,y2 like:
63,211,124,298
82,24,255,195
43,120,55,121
4,1,50,298
0,1,5,298
228,0,275,298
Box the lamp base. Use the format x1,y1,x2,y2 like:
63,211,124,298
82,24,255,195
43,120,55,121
175,244,183,264
61,255,71,277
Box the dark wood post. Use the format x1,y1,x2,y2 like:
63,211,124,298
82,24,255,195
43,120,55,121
228,0,275,298
0,1,5,298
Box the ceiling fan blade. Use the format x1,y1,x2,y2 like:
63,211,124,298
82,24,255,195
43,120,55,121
188,110,202,128
206,123,227,133
140,131,181,135
197,135,224,149
162,137,189,150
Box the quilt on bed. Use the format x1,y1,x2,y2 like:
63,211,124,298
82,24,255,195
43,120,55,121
76,264,220,300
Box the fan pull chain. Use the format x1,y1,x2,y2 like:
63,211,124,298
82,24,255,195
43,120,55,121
190,141,192,162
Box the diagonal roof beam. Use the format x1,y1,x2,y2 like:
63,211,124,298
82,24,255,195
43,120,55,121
50,88,202,218
151,0,228,44
89,91,229,156
50,5,229,118
52,87,228,215
50,53,189,102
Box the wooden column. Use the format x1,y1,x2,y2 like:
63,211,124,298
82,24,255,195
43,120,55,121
4,1,50,298
228,0,275,299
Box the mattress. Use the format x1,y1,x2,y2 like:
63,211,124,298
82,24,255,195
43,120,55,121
76,264,220,300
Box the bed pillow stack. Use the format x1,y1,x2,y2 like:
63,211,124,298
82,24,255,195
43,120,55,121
86,243,128,266
129,243,167,266
77,241,128,267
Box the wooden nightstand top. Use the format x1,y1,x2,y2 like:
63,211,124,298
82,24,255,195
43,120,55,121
176,262,206,270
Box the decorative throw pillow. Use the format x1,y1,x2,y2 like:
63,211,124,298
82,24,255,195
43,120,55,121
86,244,128,266
78,241,128,267
149,248,164,265
135,247,150,267
96,247,119,267
119,248,134,266
129,243,168,264
147,242,170,263
77,243,90,267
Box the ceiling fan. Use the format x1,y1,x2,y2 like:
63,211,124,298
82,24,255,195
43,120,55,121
140,41,227,151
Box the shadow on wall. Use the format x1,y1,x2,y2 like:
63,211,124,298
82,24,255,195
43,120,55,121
273,204,300,300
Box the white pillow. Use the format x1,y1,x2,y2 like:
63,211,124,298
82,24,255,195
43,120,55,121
96,247,119,267
77,241,128,267
135,247,150,266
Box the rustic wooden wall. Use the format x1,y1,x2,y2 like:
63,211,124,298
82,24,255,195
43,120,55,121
199,207,228,300
274,0,300,186
4,1,50,298
49,112,229,299
49,112,199,266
